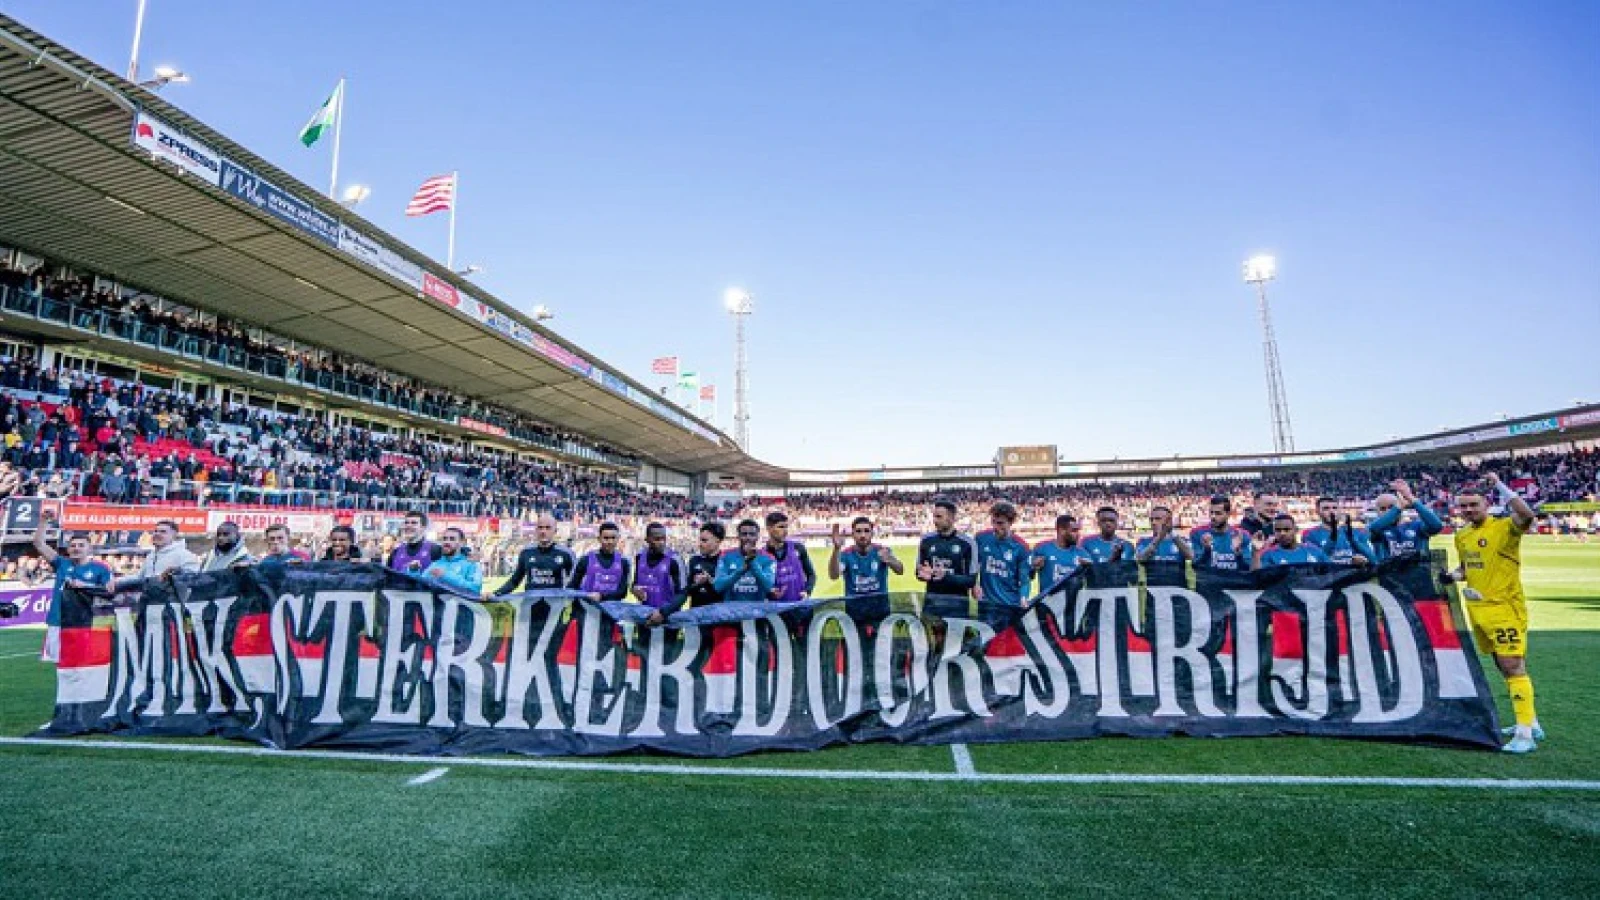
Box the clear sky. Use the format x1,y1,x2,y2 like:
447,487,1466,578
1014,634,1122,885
8,1,1598,469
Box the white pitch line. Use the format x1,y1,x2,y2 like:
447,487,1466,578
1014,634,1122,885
2,736,1599,792
406,766,450,786
951,743,976,777
0,652,42,660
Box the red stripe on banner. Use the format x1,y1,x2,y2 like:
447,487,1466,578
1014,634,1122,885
1271,611,1303,659
1219,619,1234,654
1058,632,1097,654
705,626,739,675
232,612,272,657
987,627,1027,658
556,621,580,666
492,638,511,665
58,626,112,668
1125,628,1152,654
357,635,381,659
1414,599,1463,650
289,637,326,660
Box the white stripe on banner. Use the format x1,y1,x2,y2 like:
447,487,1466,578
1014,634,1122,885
3,737,1598,792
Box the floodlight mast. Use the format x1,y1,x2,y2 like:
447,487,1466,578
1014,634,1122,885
1243,255,1295,453
724,288,754,451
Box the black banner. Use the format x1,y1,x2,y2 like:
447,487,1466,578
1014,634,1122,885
42,559,1500,754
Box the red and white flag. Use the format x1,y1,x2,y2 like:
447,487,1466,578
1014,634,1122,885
405,173,456,217
651,356,678,376
699,384,715,401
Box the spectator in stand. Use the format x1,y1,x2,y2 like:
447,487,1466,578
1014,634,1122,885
0,460,18,499
388,511,442,575
322,525,362,562
199,520,256,571
32,509,113,663
424,527,483,596
112,519,199,591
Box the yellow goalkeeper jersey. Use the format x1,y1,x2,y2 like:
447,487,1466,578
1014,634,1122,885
1454,515,1525,605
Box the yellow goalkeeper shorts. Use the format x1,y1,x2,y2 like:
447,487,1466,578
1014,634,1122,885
1465,597,1528,658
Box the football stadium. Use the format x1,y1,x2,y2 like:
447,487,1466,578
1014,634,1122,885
2,7,1598,898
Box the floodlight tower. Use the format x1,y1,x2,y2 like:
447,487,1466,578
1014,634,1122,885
1243,255,1295,453
724,287,754,451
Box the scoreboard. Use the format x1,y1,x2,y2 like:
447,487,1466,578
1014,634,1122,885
996,445,1058,477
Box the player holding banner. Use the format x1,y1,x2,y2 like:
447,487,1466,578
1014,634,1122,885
828,517,903,597
975,501,1031,605
1452,473,1542,754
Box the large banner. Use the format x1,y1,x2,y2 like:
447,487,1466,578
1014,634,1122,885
41,559,1499,755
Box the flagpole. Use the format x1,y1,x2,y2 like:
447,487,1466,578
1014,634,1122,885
446,170,459,270
327,78,345,199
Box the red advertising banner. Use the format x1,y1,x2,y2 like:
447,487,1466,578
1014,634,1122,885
458,417,508,437
422,272,461,308
62,504,209,533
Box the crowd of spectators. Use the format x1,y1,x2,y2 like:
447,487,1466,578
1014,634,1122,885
1,264,642,466
0,361,715,521
737,450,1600,534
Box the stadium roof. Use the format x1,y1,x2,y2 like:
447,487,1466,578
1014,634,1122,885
0,15,789,484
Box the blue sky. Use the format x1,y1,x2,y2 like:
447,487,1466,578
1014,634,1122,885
9,1,1598,468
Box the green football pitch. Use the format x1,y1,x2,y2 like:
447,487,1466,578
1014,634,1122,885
3,538,1599,898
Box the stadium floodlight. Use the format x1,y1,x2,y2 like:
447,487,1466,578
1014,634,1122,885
1242,253,1294,453
1242,254,1277,284
724,287,754,450
456,264,484,277
531,305,553,322
339,184,371,207
139,65,190,91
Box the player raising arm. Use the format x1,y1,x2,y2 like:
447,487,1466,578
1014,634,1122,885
1451,473,1542,754
829,518,903,598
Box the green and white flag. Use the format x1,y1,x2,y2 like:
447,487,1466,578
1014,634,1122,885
677,371,699,390
299,82,342,147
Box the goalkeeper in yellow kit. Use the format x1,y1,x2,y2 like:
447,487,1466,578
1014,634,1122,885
1451,472,1541,754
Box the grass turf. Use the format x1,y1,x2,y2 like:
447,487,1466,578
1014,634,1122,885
2,537,1598,897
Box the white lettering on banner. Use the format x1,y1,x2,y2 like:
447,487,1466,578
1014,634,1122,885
131,112,222,185
422,273,460,308
805,609,863,731
1271,591,1332,721
501,596,571,731
631,624,702,738
105,605,166,719
308,592,374,725
1020,594,1073,717
873,613,929,728
427,598,494,729
373,591,434,725
183,597,244,715
930,617,996,720
1344,583,1426,724
1149,588,1222,718
573,607,629,736
735,615,794,737
1226,589,1270,719
1086,587,1139,718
